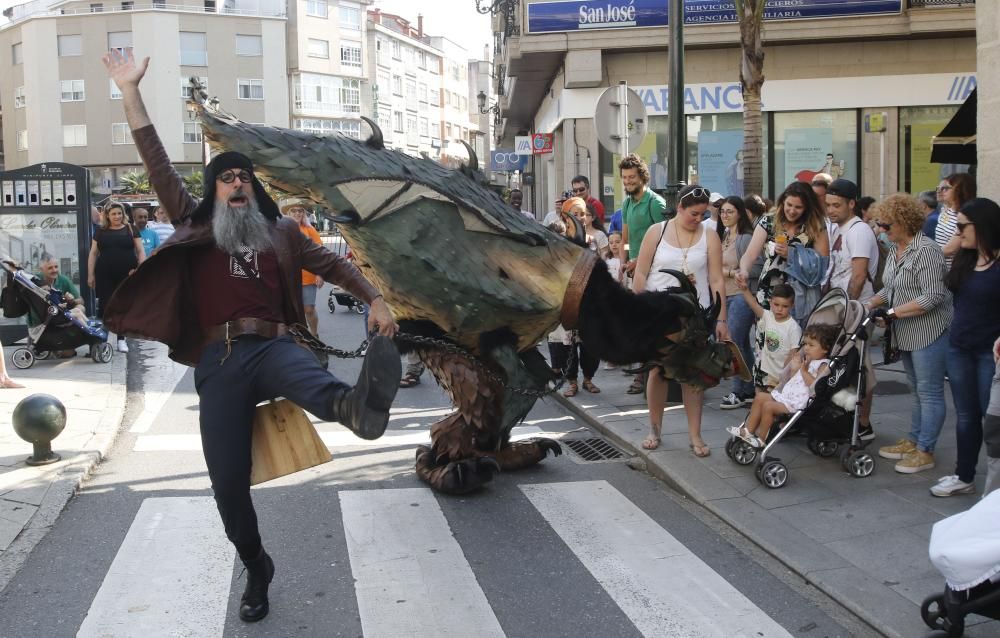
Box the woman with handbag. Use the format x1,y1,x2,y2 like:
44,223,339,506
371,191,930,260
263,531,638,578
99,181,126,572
866,194,953,474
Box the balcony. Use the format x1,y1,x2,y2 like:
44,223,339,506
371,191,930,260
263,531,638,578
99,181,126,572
2,0,285,27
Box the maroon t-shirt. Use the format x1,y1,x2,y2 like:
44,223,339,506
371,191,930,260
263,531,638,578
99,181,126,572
191,245,286,328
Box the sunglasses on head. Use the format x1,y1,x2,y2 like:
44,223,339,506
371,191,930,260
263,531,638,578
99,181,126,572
218,170,252,184
679,187,711,205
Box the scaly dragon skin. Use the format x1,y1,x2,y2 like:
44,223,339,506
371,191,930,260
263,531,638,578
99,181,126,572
189,90,731,494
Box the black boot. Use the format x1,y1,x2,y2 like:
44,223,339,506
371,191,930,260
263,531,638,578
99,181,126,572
331,335,402,440
239,548,275,622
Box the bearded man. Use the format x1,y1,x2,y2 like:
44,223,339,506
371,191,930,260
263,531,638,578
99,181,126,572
102,50,402,623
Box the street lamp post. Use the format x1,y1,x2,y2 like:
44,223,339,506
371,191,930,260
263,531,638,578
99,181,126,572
665,0,686,215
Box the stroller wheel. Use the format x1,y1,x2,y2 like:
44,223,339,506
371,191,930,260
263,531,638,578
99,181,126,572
920,593,946,630
732,440,758,466
327,290,337,314
758,460,788,489
808,439,839,458
844,450,875,478
724,437,737,459
34,350,53,361
92,342,114,364
352,303,366,315
11,348,35,370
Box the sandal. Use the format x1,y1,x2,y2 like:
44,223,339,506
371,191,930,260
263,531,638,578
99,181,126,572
689,441,711,458
399,372,421,388
563,381,579,397
642,424,662,450
582,379,601,394
626,377,645,395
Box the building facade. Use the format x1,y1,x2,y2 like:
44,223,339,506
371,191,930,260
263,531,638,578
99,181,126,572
492,0,977,213
0,0,289,192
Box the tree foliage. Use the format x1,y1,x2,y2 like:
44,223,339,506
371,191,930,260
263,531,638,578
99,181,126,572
734,0,766,198
182,171,204,198
118,170,151,195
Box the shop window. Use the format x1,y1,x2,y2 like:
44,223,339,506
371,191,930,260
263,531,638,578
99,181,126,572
898,105,967,195
772,110,857,190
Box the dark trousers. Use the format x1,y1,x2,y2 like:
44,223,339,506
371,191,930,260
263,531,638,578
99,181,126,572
547,341,599,380
194,335,350,561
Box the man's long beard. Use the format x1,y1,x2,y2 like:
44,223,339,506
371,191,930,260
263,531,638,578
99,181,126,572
212,196,272,254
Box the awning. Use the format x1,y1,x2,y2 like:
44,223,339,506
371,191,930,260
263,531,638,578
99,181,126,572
931,88,976,165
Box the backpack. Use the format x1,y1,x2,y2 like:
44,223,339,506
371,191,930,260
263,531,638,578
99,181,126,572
867,225,888,293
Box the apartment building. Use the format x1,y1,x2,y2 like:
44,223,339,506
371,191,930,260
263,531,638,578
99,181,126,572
0,0,288,192
492,0,977,211
430,35,479,166
286,0,368,139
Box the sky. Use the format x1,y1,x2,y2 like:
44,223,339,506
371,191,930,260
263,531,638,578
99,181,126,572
0,0,496,59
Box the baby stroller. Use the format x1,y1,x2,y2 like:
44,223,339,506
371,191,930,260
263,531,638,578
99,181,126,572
0,260,113,368
922,490,1000,637
327,284,366,314
725,288,877,488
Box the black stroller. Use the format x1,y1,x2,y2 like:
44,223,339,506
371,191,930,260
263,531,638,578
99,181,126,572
725,288,877,488
1,260,113,368
327,284,366,314
922,490,1000,637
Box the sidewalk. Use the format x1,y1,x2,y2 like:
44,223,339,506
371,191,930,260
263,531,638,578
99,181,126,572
0,347,127,593
555,362,998,638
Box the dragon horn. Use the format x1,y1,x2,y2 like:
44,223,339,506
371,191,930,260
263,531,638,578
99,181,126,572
460,140,480,173
658,268,697,297
360,116,384,150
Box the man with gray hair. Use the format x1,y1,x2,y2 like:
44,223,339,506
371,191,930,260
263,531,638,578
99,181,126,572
918,190,940,237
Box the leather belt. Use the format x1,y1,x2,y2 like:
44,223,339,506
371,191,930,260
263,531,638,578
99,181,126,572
559,250,599,330
204,318,288,345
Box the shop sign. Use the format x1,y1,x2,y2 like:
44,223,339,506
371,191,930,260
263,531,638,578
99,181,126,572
514,135,534,155
526,0,903,34
531,133,554,154
490,149,530,171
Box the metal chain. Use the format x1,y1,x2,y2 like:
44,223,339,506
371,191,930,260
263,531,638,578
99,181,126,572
291,327,572,398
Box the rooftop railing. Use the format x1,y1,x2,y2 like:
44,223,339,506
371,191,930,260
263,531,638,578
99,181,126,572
3,0,285,27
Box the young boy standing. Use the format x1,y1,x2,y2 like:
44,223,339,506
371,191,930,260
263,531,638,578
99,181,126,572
739,282,801,393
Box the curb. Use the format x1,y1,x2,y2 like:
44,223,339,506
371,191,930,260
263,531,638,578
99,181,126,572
552,391,908,638
0,352,129,594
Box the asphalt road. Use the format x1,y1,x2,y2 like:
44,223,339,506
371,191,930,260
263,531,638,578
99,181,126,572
0,292,873,637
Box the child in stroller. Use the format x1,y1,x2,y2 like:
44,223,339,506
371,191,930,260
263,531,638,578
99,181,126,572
725,288,878,488
922,490,1000,637
1,260,113,368
727,323,837,448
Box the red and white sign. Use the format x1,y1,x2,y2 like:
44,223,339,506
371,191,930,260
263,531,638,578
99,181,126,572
531,133,554,155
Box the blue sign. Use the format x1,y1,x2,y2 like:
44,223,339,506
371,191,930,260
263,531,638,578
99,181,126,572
490,149,529,172
527,0,903,33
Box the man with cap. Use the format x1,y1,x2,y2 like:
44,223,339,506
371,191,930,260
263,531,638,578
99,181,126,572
703,192,725,232
825,178,881,441
280,198,324,336
102,50,402,623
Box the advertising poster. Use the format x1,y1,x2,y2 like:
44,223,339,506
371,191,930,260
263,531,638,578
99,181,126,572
783,128,834,184
909,122,946,194
0,212,81,282
697,130,744,196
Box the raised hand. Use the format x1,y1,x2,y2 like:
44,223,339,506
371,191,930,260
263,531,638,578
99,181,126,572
102,48,150,91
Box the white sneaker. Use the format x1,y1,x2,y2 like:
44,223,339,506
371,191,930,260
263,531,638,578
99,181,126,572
720,393,743,410
930,475,975,497
116,337,129,353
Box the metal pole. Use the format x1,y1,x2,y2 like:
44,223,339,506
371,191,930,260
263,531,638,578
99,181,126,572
619,81,630,157
665,0,686,214
879,130,886,201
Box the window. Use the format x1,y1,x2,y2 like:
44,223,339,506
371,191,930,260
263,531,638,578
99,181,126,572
63,125,87,147
392,75,402,96
16,130,27,151
406,114,418,145
429,88,439,107
236,34,262,56
377,109,392,141
306,0,327,18
391,40,401,60
61,80,86,102
307,38,329,59
773,110,856,192
419,117,429,137
121,1,133,9
90,3,103,12
292,73,359,115
340,41,361,68
110,79,122,99
393,111,403,132
111,123,133,145
418,51,427,70
418,83,428,103
179,32,208,66
183,122,202,143
377,70,390,93
339,79,360,113
237,78,264,100
108,32,132,55
180,77,208,98
375,38,387,66
14,86,25,108
58,35,82,56
898,105,966,194
461,96,468,112
294,118,361,139
430,122,440,139
12,43,22,65
405,78,416,110
153,0,165,7
339,3,360,29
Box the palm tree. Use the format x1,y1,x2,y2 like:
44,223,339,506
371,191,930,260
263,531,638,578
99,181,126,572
182,171,204,198
735,0,766,197
118,170,151,195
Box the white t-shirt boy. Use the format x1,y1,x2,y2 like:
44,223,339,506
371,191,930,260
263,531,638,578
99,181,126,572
753,309,803,388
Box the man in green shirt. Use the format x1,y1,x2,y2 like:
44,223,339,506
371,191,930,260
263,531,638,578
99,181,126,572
618,153,667,282
30,255,87,357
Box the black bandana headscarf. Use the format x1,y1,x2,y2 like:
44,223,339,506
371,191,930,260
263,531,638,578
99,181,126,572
189,151,281,223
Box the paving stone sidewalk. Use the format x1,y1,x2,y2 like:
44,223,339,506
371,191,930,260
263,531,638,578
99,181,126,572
0,347,127,593
555,362,997,638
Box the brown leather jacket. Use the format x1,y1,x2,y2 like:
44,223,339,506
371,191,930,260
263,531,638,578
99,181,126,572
104,125,379,366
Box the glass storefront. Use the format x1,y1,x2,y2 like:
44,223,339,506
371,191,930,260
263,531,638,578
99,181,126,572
898,105,964,195
772,109,857,190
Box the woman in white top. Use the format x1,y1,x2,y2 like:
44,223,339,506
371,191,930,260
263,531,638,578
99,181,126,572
633,185,729,457
935,173,977,267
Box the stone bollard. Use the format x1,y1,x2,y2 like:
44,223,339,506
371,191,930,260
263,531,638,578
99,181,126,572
11,393,66,466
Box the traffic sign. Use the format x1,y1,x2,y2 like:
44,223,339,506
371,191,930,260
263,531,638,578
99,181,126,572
595,83,647,155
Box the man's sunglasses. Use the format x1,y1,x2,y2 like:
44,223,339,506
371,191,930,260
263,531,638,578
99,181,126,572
218,170,252,184
679,187,711,205
571,186,587,194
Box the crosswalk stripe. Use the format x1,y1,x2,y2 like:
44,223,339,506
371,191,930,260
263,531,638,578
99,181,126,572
129,362,189,434
77,497,235,638
133,425,545,452
520,481,793,638
339,488,505,638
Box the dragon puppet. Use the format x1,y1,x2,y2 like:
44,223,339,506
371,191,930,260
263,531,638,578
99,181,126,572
188,81,745,494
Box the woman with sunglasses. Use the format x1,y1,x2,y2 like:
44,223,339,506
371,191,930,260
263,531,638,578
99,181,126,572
934,173,976,267
932,198,1000,496
718,196,761,409
865,194,952,475
736,182,829,324
633,185,728,456
87,201,145,352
